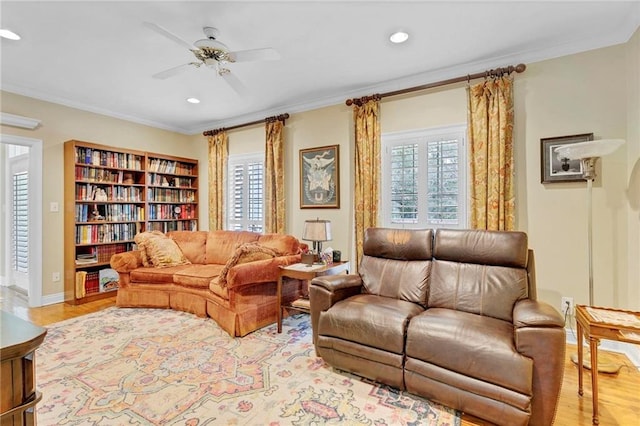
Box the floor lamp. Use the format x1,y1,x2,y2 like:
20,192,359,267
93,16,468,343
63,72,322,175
555,138,625,372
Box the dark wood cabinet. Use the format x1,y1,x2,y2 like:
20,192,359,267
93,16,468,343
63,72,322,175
0,312,47,425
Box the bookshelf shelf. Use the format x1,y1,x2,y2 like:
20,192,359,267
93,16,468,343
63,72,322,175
64,140,199,304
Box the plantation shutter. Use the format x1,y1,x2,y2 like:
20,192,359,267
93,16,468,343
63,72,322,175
12,171,29,273
390,143,419,225
227,154,264,232
427,138,460,225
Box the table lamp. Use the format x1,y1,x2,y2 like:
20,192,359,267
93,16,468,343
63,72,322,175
302,218,332,260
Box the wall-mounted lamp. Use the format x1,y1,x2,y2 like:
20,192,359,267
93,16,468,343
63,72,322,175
302,218,332,255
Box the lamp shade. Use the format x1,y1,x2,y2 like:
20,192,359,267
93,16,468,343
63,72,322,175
554,139,625,160
302,219,332,242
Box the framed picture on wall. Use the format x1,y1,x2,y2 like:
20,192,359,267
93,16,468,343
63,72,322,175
540,133,593,183
300,145,340,208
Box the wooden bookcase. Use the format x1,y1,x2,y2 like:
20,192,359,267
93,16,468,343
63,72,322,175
146,154,199,233
63,140,199,304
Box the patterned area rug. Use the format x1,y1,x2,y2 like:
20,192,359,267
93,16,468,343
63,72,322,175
36,308,460,425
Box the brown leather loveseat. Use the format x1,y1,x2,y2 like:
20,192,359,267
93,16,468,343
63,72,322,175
309,228,565,426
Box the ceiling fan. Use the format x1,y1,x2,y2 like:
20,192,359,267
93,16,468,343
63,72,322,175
145,22,280,95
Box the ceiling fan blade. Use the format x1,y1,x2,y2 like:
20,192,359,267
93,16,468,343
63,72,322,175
144,22,194,51
220,71,248,97
152,63,195,80
227,48,280,63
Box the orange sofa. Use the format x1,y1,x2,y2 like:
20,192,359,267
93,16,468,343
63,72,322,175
110,230,304,336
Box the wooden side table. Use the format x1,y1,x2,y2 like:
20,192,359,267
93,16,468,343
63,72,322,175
1,311,47,426
575,304,640,425
276,261,349,333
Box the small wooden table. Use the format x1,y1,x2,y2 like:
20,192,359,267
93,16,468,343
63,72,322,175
1,311,47,425
575,304,640,425
276,261,349,333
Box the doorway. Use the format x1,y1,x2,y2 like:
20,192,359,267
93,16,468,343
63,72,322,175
1,134,43,307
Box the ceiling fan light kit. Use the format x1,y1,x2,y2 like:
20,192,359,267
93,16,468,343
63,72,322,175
389,31,409,44
146,22,280,96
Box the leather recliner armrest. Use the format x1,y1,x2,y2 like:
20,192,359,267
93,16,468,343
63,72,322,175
311,274,363,292
513,299,566,426
309,274,363,349
513,299,565,328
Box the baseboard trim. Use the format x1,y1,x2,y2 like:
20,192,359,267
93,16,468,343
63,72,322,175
565,327,640,371
41,292,65,306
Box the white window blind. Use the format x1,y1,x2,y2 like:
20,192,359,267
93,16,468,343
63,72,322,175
382,125,467,229
12,171,29,273
227,153,264,232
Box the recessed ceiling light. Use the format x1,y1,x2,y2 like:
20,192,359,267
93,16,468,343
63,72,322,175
389,31,409,44
0,29,21,40
186,97,200,104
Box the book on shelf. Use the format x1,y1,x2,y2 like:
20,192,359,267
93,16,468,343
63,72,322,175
75,271,87,298
76,247,98,265
99,268,119,292
85,271,100,294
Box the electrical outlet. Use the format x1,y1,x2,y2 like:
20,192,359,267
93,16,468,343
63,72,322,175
561,297,574,316
52,272,60,282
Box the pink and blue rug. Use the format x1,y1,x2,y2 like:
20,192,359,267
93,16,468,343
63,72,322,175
36,308,460,425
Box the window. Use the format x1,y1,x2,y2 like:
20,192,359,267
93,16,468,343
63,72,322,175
381,125,467,229
227,153,264,232
12,171,29,273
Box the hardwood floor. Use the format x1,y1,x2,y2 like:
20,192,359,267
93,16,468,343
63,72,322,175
1,286,638,425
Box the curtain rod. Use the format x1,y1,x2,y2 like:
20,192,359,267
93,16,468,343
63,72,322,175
345,63,526,106
203,113,290,136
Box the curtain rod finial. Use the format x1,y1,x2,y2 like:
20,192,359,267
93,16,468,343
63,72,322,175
515,63,526,73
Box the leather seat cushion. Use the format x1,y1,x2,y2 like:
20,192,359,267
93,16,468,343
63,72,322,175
130,265,192,284
318,294,424,354
406,308,533,395
173,264,224,288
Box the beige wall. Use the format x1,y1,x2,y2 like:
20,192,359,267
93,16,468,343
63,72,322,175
518,44,632,310
626,27,640,309
193,39,638,311
0,92,194,297
2,29,638,311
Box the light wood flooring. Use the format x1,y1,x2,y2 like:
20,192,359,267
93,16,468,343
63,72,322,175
1,286,638,425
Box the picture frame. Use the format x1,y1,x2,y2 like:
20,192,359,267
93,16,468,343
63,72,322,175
540,133,593,183
300,144,340,208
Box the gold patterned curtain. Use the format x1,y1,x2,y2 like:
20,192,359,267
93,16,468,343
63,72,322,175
208,131,228,231
264,119,285,233
467,76,515,230
353,97,381,267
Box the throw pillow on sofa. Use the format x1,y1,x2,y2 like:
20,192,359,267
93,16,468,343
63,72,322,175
134,231,165,266
218,242,280,287
134,231,191,268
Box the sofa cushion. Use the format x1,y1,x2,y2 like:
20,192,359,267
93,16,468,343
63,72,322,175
173,264,224,288
433,229,528,268
318,294,424,354
205,230,260,265
218,243,280,287
257,233,301,255
429,260,527,322
167,231,208,264
144,234,191,268
360,256,431,306
429,229,529,322
406,308,533,396
363,228,433,260
130,265,192,284
134,230,166,267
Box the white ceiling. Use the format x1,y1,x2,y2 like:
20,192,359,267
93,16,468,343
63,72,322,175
1,1,639,135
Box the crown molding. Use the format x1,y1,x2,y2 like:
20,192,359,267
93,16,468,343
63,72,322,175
0,112,41,130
